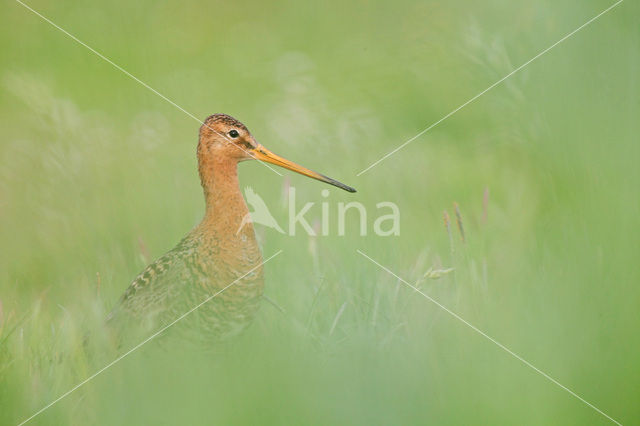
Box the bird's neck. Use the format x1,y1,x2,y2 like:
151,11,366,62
198,157,252,241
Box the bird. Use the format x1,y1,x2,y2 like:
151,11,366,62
236,187,285,235
107,113,355,343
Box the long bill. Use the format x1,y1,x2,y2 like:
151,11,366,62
251,144,356,193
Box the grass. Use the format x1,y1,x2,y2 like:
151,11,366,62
1,0,639,424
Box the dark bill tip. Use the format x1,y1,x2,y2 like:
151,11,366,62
322,174,357,193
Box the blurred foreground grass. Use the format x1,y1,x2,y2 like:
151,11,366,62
1,0,639,424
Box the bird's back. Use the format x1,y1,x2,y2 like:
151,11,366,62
108,230,264,344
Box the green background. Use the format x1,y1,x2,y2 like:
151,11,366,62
1,0,638,424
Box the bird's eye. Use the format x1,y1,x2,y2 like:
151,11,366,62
228,129,239,138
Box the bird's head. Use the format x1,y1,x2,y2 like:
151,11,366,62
198,114,356,193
